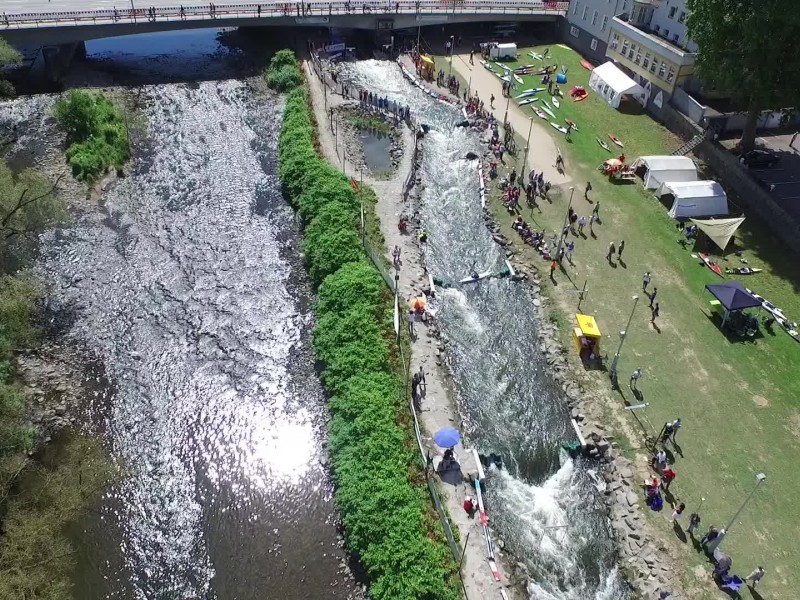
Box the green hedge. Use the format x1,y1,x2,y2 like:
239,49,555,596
53,90,129,184
265,49,303,92
278,77,459,600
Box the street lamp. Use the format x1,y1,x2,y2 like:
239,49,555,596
709,472,766,552
448,36,455,78
522,117,534,174
609,294,639,386
555,186,575,258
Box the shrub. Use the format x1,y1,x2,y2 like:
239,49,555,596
265,49,303,92
53,90,130,183
316,262,386,316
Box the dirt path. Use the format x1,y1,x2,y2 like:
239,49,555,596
450,54,572,189
303,61,523,599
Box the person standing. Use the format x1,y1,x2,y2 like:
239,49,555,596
550,259,557,281
585,180,592,200
618,240,625,259
653,448,667,472
469,49,474,65
746,566,765,588
687,511,701,535
642,271,652,291
651,302,660,325
630,368,642,390
672,502,686,522
592,200,600,220
578,215,587,234
606,241,616,263
407,309,416,339
661,465,676,490
392,244,401,269
490,93,495,109
567,241,575,265
665,418,681,443
418,365,426,395
648,286,658,308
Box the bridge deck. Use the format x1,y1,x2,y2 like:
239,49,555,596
2,0,569,27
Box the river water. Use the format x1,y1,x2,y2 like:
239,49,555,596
340,60,628,600
1,33,356,600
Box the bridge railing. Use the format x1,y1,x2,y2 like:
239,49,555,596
1,1,569,28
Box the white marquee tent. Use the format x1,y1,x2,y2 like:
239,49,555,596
631,155,698,189
655,180,729,218
588,62,645,109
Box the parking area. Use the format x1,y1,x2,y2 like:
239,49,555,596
720,130,800,220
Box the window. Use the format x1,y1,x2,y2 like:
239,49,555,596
572,1,579,15
634,48,642,65
678,11,686,23
658,61,667,78
673,33,679,43
628,43,636,59
649,58,657,73
666,66,675,83
570,25,580,38
610,33,619,50
622,39,629,55
643,52,651,69
601,15,609,31
592,10,598,25
654,24,660,32
590,38,598,51
664,29,670,38
668,6,677,18
582,5,588,20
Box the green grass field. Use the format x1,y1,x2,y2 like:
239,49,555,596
486,44,800,598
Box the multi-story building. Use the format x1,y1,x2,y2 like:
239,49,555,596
605,0,698,116
563,0,632,64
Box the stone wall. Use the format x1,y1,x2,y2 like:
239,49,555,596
560,18,609,64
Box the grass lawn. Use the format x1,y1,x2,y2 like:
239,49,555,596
485,44,800,599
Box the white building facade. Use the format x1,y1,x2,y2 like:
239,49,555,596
563,0,631,64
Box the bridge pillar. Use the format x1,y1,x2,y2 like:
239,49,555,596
37,41,86,84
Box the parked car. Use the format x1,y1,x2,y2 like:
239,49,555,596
740,149,780,168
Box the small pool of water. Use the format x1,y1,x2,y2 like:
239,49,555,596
360,130,393,174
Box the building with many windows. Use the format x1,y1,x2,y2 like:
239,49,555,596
605,0,697,116
563,0,631,64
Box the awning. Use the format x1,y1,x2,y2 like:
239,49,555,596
655,180,728,218
631,155,698,189
705,281,762,311
420,55,434,65
691,217,745,252
576,313,601,338
588,62,644,109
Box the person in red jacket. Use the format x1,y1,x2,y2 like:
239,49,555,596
661,466,676,490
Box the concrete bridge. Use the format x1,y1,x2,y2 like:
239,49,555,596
1,1,569,46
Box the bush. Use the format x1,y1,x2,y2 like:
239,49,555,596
265,49,303,92
53,90,130,183
276,57,459,599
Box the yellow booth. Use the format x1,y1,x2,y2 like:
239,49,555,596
418,54,435,81
573,314,601,361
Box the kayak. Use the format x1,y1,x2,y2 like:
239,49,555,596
519,97,538,106
551,122,568,134
609,133,625,147
495,62,511,71
551,97,560,108
515,90,538,99
699,253,724,277
500,75,511,82
515,88,544,98
528,51,543,60
596,137,611,151
532,106,548,120
580,59,594,70
565,118,579,131
514,74,524,84
541,105,556,119
725,267,763,275
460,270,493,284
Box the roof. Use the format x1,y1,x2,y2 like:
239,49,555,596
591,61,644,95
705,281,762,311
691,217,745,251
576,313,602,337
658,180,726,199
497,43,517,49
633,155,697,172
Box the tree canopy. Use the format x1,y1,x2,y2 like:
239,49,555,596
686,0,800,150
0,37,21,98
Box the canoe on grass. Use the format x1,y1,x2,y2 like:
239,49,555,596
609,133,625,147
725,267,763,275
551,122,568,134
532,107,548,120
551,97,560,108
699,253,724,277
513,74,524,84
596,137,611,151
460,270,494,284
519,97,538,106
541,105,556,119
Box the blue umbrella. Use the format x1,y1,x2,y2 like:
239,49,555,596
434,427,461,448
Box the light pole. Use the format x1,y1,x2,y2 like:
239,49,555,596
711,472,766,551
504,94,511,126
522,117,534,174
448,36,455,78
555,186,575,258
609,294,639,386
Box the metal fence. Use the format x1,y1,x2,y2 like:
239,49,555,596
2,1,570,28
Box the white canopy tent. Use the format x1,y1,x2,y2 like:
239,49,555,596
690,217,746,252
655,180,729,218
588,62,645,109
631,155,698,189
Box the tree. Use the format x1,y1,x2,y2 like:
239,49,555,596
0,37,21,98
686,0,800,152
